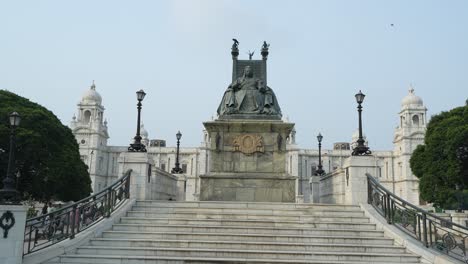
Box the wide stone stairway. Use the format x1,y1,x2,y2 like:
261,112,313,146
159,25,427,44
49,201,422,263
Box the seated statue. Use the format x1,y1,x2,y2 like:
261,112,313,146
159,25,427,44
217,66,282,118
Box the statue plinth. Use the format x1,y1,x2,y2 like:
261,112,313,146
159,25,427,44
200,119,296,202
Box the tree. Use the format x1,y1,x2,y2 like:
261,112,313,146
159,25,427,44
0,90,91,202
410,101,468,209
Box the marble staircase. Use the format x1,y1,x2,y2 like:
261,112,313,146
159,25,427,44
47,201,423,263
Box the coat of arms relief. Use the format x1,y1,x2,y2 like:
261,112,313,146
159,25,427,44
232,134,264,155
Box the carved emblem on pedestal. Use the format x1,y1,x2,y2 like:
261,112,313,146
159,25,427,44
232,134,264,155
0,211,15,238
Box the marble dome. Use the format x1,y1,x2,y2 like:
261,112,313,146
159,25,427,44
140,124,149,138
401,88,423,107
81,82,102,104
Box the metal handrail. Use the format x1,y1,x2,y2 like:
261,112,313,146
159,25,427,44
23,169,132,255
367,173,468,263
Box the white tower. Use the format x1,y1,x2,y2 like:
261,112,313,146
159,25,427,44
393,87,427,204
70,81,109,192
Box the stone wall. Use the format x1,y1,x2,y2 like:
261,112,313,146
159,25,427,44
319,169,346,204
151,168,178,200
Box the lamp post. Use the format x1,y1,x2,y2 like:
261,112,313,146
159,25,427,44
0,112,21,203
352,90,371,156
128,90,147,152
171,131,183,174
316,133,325,176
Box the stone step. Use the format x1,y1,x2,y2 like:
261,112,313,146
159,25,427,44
136,200,361,211
130,206,366,217
102,230,392,244
73,247,420,262
89,238,407,253
126,211,370,222
119,217,374,229
111,224,384,237
57,254,420,264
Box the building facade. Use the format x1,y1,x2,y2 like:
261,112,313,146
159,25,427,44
70,83,427,205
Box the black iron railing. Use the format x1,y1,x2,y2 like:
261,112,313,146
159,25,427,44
23,169,132,255
367,173,468,263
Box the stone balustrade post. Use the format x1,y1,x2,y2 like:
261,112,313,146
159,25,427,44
118,152,154,200
343,156,379,205
0,205,27,264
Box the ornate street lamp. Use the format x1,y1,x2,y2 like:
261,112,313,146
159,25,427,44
316,133,325,176
128,90,147,152
352,90,371,156
0,112,21,203
171,131,183,174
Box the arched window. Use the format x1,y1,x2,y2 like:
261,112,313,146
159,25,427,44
84,110,91,124
400,116,405,127
412,115,419,126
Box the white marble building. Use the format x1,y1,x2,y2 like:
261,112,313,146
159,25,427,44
70,82,427,205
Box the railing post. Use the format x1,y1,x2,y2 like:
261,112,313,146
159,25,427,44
422,213,428,247
367,177,372,204
76,206,81,233
125,173,131,199
69,204,77,239
106,188,112,217
386,191,392,224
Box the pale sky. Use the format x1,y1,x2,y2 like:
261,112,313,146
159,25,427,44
1,1,467,150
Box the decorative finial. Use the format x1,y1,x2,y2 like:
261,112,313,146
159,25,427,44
261,41,269,59
231,38,239,59
232,39,239,48
248,50,255,60
91,80,96,90
72,114,76,121
409,83,415,94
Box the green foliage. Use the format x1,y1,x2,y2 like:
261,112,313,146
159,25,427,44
410,101,468,209
0,90,91,202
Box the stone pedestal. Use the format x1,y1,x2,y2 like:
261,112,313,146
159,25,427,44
185,176,199,201
309,175,320,203
343,156,379,205
200,119,295,202
176,174,186,201
0,205,27,264
118,152,154,200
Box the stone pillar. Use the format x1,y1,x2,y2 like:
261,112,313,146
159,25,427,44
185,175,198,201
343,156,379,205
176,174,186,201
118,152,154,200
0,205,27,264
309,175,320,203
451,212,468,228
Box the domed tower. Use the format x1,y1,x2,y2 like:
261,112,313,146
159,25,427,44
393,87,427,204
140,124,149,147
70,81,110,193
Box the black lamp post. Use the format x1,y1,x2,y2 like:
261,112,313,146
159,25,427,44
0,112,21,203
352,90,371,156
316,133,325,176
128,90,147,152
171,131,183,174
